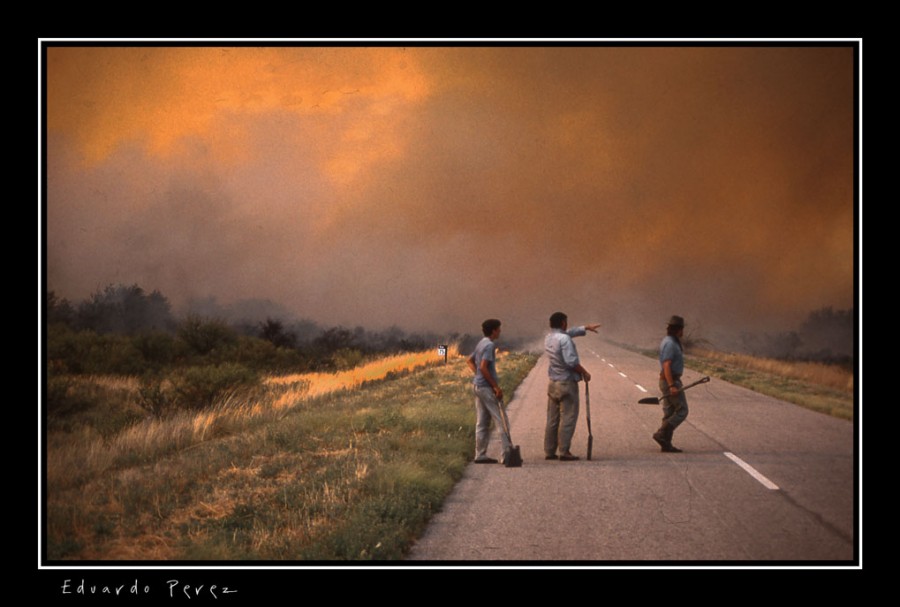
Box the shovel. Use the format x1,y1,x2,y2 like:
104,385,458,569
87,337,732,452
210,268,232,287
498,397,523,467
638,376,710,405
584,377,593,460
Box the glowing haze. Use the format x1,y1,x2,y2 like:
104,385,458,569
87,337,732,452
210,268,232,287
44,45,856,347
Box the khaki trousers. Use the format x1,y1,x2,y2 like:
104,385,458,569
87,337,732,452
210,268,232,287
545,380,580,456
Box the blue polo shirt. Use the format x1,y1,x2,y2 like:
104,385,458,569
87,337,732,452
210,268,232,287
472,337,499,388
659,335,684,376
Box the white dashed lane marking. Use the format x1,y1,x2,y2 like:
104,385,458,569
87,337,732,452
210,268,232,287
585,348,656,396
724,452,780,490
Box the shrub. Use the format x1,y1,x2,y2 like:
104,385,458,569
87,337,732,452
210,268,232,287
46,375,89,418
170,363,260,411
85,334,146,375
230,336,306,372
46,375,145,436
136,376,174,419
332,348,365,371
46,324,88,373
47,328,146,375
259,318,296,349
178,316,237,357
132,331,177,370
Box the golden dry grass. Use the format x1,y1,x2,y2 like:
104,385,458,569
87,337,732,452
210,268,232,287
267,345,459,399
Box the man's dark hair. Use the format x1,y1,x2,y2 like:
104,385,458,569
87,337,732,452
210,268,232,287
549,312,568,329
482,318,502,336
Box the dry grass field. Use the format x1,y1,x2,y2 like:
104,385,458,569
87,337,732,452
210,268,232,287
44,346,539,561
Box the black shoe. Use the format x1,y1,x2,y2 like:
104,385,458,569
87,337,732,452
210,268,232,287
545,454,559,460
661,423,682,453
560,453,580,461
652,431,666,450
474,457,498,464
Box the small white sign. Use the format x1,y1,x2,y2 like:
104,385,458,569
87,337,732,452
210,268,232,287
437,345,447,356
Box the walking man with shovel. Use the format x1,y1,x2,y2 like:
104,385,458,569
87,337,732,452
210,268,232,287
654,315,688,453
544,312,601,461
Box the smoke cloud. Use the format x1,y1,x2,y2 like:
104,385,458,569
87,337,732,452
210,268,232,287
44,44,857,348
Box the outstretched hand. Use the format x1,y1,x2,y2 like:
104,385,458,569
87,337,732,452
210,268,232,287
585,323,601,333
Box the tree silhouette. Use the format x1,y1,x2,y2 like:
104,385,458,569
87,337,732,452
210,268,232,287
259,317,297,349
75,284,175,334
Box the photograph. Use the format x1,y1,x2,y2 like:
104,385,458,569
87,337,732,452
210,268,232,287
39,38,860,592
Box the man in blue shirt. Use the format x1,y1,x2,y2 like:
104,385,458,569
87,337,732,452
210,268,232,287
544,312,601,461
467,318,510,464
654,315,687,453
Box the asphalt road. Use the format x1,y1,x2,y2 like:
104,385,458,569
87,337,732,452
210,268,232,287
406,337,857,563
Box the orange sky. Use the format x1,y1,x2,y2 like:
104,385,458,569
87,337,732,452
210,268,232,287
43,43,857,345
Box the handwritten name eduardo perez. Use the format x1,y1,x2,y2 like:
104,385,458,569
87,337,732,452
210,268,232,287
60,578,237,599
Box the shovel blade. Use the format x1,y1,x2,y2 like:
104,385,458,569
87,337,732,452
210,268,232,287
503,445,523,467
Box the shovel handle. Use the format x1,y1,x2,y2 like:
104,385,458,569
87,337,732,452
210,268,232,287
636,376,711,405
682,376,711,391
666,375,710,395
584,380,591,425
